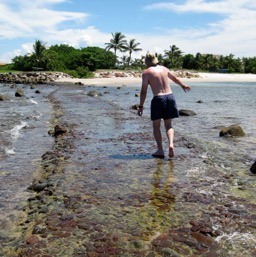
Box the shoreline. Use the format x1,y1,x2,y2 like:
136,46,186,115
55,72,256,86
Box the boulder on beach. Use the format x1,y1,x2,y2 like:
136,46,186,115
219,124,245,137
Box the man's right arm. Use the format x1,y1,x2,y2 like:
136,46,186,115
137,73,148,116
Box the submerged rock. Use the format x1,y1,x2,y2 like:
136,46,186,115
54,125,67,136
87,90,102,97
179,109,196,116
131,104,140,110
0,94,8,101
250,161,256,174
27,182,48,192
219,124,245,137
15,88,25,97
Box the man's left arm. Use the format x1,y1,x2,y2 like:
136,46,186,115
168,72,191,92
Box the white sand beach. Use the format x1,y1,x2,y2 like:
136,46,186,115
55,72,256,86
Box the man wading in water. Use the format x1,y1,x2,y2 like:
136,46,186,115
137,52,191,158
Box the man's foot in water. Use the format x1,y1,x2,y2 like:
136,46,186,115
169,147,174,158
152,150,165,158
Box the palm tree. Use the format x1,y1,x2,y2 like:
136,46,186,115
119,55,129,66
201,54,219,71
31,39,48,69
164,45,183,69
123,39,142,66
105,32,127,60
156,53,164,64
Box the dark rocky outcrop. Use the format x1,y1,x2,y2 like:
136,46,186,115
219,124,245,137
179,109,197,116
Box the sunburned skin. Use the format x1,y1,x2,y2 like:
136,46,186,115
142,65,173,96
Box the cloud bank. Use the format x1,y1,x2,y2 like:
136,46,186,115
0,0,255,63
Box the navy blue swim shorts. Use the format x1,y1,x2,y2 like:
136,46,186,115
151,93,179,121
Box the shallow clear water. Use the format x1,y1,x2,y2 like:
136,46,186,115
90,81,256,160
0,83,56,238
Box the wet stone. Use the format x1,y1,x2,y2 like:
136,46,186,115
152,234,172,248
26,235,40,245
161,248,181,257
191,232,215,247
20,247,42,256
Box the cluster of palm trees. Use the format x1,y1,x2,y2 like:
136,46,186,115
105,32,142,66
104,32,255,73
11,34,256,73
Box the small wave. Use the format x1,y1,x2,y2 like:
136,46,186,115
31,111,42,120
10,122,27,140
216,232,256,254
216,232,256,243
5,148,15,155
29,99,38,105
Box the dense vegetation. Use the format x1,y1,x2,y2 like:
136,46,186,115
1,33,256,77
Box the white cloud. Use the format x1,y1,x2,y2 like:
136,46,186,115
0,0,87,39
0,0,255,63
143,0,256,57
145,0,256,14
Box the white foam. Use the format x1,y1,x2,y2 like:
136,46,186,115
216,232,256,243
5,148,15,155
10,122,27,140
32,112,42,120
29,99,38,105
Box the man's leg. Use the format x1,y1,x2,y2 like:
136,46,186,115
152,119,164,157
164,119,174,157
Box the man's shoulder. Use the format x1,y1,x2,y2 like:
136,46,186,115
143,68,152,75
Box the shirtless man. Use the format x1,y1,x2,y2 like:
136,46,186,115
137,52,191,158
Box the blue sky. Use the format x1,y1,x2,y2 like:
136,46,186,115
0,0,256,63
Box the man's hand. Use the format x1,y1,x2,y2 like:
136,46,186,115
182,85,191,92
137,106,143,116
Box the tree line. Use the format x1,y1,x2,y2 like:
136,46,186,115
6,32,256,77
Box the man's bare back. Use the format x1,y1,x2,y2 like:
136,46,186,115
141,65,190,96
142,65,172,96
